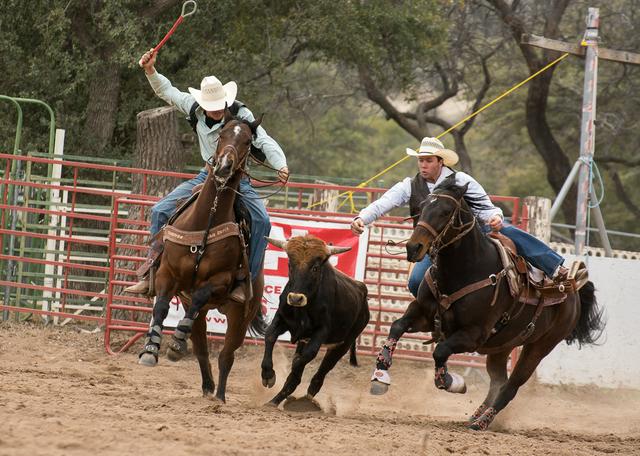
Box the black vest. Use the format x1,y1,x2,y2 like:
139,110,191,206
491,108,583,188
409,173,431,227
187,100,267,162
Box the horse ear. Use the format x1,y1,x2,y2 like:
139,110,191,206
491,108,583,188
460,182,470,194
224,104,234,123
249,114,263,136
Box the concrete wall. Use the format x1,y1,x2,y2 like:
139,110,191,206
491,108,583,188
536,255,640,389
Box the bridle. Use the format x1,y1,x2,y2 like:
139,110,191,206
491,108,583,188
208,128,289,201
415,193,476,258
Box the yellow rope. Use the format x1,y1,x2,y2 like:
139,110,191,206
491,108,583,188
308,52,570,211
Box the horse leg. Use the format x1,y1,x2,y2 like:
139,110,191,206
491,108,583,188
214,303,248,403
139,270,176,366
469,340,558,431
432,329,482,394
371,299,431,395
468,349,510,424
138,295,172,366
307,340,352,399
190,312,215,396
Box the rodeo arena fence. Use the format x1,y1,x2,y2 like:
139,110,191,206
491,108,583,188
0,145,532,372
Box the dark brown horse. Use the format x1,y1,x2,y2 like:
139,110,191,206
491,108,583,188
138,110,266,402
370,176,604,430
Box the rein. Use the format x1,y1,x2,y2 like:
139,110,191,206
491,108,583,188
210,145,289,201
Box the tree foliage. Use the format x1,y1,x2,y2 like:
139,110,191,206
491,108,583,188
0,0,638,250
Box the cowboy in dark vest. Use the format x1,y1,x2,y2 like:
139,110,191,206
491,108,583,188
350,137,568,297
125,49,289,301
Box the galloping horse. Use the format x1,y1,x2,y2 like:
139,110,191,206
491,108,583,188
370,175,604,430
138,110,265,402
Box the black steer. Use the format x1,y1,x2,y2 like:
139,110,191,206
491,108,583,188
261,235,370,406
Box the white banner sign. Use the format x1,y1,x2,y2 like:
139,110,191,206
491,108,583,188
164,216,369,339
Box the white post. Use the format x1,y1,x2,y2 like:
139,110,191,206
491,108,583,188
43,129,64,323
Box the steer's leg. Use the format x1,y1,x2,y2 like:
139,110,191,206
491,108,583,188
261,313,286,389
307,340,352,398
269,331,327,406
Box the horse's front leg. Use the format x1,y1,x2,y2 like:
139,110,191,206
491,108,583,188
432,329,482,394
370,299,431,395
139,269,177,367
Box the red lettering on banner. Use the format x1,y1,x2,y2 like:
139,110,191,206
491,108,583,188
206,316,227,324
264,285,283,294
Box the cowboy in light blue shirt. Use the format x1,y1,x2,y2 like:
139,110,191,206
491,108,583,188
125,49,289,298
351,137,566,297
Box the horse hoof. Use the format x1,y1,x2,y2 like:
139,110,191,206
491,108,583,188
467,406,497,431
370,380,389,395
468,403,488,424
262,375,276,388
138,353,157,367
167,338,188,361
447,372,467,394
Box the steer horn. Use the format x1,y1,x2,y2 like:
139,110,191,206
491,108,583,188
265,237,288,250
327,245,352,255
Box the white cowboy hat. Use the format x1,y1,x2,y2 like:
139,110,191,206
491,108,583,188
188,76,237,111
406,137,459,167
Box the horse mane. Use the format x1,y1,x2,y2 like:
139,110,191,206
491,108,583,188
434,173,496,215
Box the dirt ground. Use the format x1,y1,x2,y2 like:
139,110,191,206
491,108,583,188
0,322,638,456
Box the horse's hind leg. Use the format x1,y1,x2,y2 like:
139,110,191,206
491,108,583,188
432,329,482,394
190,312,215,396
468,349,510,423
168,282,221,360
469,341,557,431
371,299,431,395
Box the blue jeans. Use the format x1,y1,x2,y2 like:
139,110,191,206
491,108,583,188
406,224,564,298
150,172,269,281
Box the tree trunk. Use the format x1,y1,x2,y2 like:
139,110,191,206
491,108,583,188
82,64,121,155
133,106,188,196
113,106,189,317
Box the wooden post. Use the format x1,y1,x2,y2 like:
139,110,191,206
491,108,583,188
574,8,599,255
523,196,551,243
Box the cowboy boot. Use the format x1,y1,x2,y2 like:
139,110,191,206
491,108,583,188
229,277,253,303
124,239,163,294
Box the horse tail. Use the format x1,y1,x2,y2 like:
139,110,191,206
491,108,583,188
565,281,606,348
349,340,358,367
248,306,267,338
